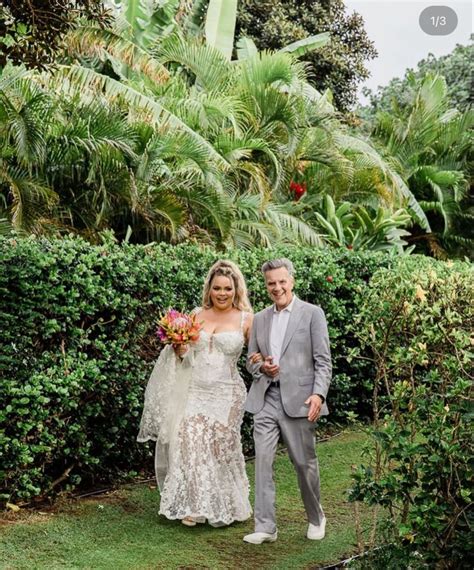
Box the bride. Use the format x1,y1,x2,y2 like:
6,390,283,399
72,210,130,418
138,260,253,527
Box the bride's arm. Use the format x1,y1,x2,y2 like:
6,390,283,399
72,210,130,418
244,314,263,363
245,314,264,380
243,313,254,345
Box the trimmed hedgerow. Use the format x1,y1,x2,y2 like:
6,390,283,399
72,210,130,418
1,235,389,502
350,257,473,566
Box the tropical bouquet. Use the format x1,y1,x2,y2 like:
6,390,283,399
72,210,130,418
156,309,201,346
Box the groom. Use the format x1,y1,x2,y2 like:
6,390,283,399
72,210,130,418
243,258,332,544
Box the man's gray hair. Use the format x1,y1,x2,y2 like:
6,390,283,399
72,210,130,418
261,258,295,276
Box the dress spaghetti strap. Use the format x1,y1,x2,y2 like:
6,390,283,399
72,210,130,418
240,311,251,333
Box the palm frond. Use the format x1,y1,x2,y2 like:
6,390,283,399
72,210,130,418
0,162,59,231
65,25,170,84
0,77,52,165
279,32,330,57
156,32,232,91
132,181,185,238
238,51,307,90
174,184,232,239
41,65,229,169
264,202,324,246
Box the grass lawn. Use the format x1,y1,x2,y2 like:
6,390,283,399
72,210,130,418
0,430,375,570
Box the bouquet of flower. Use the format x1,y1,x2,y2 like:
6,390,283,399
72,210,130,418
156,309,201,346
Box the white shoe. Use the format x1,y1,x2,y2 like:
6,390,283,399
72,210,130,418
307,517,326,540
243,531,278,544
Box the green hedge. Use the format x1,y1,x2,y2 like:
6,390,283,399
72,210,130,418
1,235,390,502
350,257,473,565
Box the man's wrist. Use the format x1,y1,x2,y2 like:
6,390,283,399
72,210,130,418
313,393,325,404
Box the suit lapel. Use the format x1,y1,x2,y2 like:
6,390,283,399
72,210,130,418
263,306,273,356
280,298,303,359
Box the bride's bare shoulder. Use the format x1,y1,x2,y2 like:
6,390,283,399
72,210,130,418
195,307,214,324
244,311,254,324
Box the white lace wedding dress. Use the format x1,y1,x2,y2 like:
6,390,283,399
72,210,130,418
137,310,252,526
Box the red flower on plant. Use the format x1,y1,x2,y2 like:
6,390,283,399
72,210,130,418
290,180,306,201
326,276,334,283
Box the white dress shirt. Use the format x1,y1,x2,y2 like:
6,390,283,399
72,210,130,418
269,295,296,368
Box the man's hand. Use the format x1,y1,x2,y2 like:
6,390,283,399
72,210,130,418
260,356,279,378
305,394,323,422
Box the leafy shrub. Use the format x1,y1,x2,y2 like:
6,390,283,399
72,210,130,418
350,257,473,567
1,235,390,502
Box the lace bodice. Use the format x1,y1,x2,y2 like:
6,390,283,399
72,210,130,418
190,329,244,382
184,314,248,427
191,307,248,354
196,328,245,355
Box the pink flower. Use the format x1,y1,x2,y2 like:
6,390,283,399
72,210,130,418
156,328,167,341
172,316,188,328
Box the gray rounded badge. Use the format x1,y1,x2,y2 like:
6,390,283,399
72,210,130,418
419,6,458,36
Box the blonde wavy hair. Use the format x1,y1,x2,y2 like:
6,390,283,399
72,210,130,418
202,260,252,312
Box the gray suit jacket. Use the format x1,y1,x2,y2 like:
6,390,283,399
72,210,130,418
245,297,332,418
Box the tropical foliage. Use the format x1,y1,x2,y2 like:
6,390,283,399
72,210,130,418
0,0,417,251
306,195,412,252
368,74,473,258
0,1,472,258
361,39,474,119
236,0,377,113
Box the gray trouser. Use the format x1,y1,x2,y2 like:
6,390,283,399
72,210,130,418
253,385,324,534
